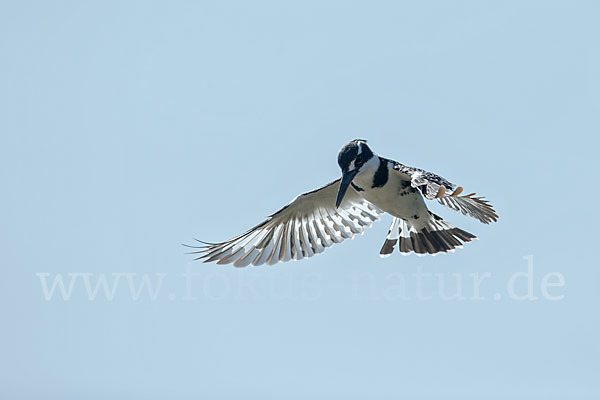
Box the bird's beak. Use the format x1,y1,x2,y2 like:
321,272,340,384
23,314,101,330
336,169,358,208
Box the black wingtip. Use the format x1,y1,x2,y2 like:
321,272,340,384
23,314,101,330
182,243,203,249
194,238,220,246
182,238,221,249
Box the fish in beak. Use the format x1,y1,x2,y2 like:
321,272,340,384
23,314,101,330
336,169,359,208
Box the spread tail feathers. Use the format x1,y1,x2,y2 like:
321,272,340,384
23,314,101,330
379,214,476,256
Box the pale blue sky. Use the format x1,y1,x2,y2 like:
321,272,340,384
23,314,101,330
1,1,599,399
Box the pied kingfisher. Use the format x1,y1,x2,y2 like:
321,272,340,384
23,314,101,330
189,139,498,266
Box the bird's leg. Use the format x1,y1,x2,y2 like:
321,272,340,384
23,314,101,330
450,186,463,197
435,185,446,198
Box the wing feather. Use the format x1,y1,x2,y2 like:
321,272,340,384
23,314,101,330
190,179,383,266
437,194,498,224
390,160,498,224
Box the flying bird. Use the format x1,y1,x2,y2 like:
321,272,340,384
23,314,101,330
189,140,498,266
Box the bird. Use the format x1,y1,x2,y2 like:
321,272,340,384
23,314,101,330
188,139,498,267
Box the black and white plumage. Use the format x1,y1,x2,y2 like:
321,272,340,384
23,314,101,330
189,139,498,266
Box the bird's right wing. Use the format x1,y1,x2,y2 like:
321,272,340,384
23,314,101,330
391,161,499,224
188,179,383,267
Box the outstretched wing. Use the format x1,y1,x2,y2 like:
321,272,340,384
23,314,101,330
188,179,383,267
436,194,498,224
391,161,498,224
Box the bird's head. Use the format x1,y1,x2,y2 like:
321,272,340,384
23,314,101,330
336,139,376,207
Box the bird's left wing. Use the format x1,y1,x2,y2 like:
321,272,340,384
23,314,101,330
391,161,499,224
188,179,383,267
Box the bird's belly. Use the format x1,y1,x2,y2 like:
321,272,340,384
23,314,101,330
357,176,429,221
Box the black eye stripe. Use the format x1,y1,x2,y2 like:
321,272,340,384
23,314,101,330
338,140,373,171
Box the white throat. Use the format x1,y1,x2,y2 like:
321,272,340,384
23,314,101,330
352,156,380,189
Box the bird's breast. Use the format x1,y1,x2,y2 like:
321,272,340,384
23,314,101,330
357,173,429,221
